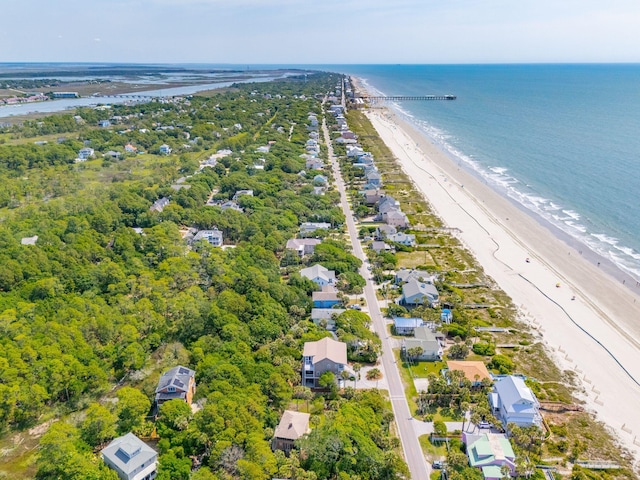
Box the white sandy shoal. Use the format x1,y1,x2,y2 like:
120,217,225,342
364,107,640,463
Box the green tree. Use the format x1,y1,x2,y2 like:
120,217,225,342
433,420,447,436
116,387,151,434
158,398,192,432
81,403,117,446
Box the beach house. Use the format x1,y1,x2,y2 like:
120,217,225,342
401,326,443,361
101,433,158,480
312,286,341,308
302,337,347,387
154,365,196,408
193,228,223,247
300,264,336,287
311,308,346,330
398,278,440,307
150,197,169,213
286,238,321,257
446,361,492,386
299,222,331,236
387,232,416,247
272,410,311,454
464,432,516,479
489,375,541,428
395,268,437,285
393,317,424,335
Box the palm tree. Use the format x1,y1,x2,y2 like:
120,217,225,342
340,369,350,387
353,363,361,389
366,368,383,388
407,346,424,366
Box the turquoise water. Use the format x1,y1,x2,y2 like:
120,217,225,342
337,64,640,280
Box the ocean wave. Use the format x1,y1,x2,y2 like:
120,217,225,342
389,102,640,282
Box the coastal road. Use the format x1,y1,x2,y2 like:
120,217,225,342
322,117,430,479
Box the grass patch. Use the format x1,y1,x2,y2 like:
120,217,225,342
396,250,435,269
419,434,448,460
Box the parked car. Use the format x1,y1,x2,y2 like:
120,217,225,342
478,421,492,429
432,460,443,469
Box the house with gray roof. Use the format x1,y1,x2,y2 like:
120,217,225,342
311,308,346,330
300,264,336,288
300,222,331,236
398,279,440,307
375,224,397,240
489,376,541,428
101,432,158,480
395,268,437,285
286,238,321,257
272,410,311,454
387,232,416,247
193,228,223,247
150,197,169,213
155,365,196,407
401,326,443,361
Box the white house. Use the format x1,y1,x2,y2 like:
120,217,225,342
78,147,95,160
489,376,542,428
101,433,158,480
300,264,336,287
193,228,223,247
286,238,321,257
159,144,171,155
387,232,416,247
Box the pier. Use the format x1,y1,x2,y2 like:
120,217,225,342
356,94,456,105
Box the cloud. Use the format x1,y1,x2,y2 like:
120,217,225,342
94,38,101,42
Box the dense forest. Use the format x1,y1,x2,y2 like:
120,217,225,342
0,73,407,479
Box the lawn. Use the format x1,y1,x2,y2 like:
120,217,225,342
419,434,448,461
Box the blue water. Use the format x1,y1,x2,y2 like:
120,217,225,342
335,64,640,280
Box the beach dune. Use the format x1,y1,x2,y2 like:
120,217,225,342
362,103,640,462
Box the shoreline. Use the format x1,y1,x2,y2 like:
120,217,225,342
353,78,640,462
399,109,640,291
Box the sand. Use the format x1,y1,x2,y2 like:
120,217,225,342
358,95,640,462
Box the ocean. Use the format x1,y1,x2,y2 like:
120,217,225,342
336,64,640,281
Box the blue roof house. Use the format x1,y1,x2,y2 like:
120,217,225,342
489,376,542,428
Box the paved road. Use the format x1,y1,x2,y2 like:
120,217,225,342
322,117,430,479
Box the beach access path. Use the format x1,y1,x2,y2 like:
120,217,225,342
364,106,640,462
322,117,431,479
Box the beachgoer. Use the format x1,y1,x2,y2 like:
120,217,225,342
556,282,561,288
525,257,530,263
571,295,576,300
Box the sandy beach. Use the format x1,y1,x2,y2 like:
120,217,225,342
360,98,640,463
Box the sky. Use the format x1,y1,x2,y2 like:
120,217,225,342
2,0,640,64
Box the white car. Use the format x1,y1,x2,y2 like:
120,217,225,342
478,421,491,429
